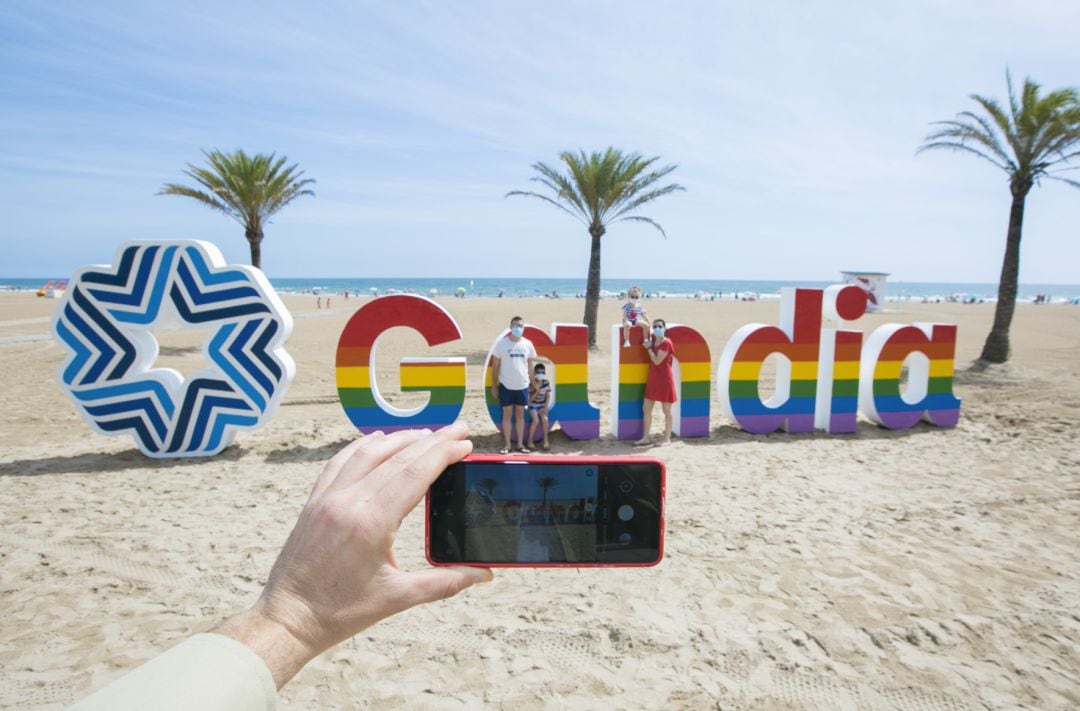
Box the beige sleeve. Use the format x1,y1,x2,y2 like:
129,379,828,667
69,633,277,711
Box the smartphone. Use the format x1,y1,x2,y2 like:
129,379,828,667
426,454,665,567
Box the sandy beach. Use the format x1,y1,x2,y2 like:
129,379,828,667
1,291,1078,709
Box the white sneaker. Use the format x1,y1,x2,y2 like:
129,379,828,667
623,340,630,348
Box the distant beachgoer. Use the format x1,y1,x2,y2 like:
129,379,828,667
490,316,544,454
634,319,677,447
344,289,349,300
621,286,650,348
316,296,322,309
527,363,553,450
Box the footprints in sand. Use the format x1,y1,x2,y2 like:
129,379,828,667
2,522,989,710
342,614,983,709
0,531,234,593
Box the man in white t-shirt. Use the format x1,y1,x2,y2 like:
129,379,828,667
490,315,545,453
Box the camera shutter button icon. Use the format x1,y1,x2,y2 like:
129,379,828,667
617,504,634,521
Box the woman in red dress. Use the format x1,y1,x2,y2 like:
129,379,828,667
634,319,678,446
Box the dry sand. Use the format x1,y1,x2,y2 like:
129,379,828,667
1,291,1078,709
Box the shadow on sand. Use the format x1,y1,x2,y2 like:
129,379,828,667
263,438,356,464
0,446,248,477
468,418,944,454
0,418,949,478
688,419,951,447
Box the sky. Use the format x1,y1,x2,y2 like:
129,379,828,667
1,1,1078,284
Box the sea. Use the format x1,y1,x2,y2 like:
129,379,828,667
3,277,1079,304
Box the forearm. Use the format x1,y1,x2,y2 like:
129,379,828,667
215,604,319,690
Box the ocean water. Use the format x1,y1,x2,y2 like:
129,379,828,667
4,276,1079,303
266,277,1080,303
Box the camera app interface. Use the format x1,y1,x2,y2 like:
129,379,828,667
430,462,662,564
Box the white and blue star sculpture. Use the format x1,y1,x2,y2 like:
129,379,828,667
51,241,295,458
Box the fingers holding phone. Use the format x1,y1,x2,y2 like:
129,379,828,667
251,425,493,664
350,424,474,520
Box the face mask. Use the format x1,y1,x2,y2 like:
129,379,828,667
652,327,665,338
535,372,546,380
510,325,524,337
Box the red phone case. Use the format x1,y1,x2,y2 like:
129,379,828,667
425,453,666,568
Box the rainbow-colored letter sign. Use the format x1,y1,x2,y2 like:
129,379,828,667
51,241,295,458
718,285,962,434
859,323,961,428
815,285,869,434
718,288,823,434
336,295,466,433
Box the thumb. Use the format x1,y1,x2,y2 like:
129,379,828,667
393,566,494,610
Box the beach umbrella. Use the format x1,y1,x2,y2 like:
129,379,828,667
428,288,439,297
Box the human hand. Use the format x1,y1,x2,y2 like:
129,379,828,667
217,424,492,688
490,385,498,401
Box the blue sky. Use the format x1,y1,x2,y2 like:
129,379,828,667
2,1,1077,283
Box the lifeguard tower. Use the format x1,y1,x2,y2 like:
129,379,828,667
840,271,888,313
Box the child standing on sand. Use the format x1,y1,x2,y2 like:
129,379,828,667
527,363,552,450
634,318,678,447
622,286,650,348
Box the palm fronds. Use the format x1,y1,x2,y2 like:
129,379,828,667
506,147,685,234
160,149,315,267
919,75,1080,191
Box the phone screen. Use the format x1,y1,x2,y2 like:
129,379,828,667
427,459,664,566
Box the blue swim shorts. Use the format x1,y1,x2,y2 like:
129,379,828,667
498,384,528,407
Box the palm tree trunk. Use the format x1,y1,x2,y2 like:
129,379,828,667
583,226,604,349
247,228,263,270
980,189,1028,363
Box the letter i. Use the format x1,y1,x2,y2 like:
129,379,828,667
815,285,867,434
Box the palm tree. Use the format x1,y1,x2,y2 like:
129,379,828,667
535,476,559,523
507,147,685,349
159,149,315,270
919,74,1080,363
